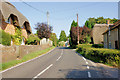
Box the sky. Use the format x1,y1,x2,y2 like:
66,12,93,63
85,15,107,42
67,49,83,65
9,1,118,39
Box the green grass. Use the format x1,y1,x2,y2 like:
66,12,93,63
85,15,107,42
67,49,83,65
76,44,120,67
0,46,55,71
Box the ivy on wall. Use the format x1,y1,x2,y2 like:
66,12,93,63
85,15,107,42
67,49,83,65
12,27,22,45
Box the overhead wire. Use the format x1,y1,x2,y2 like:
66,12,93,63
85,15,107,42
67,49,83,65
18,1,101,21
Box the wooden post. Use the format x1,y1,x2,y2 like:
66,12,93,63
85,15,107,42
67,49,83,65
77,13,79,45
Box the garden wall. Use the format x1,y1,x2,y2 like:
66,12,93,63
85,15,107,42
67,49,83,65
1,44,51,63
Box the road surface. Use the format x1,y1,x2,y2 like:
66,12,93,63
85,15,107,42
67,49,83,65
1,47,119,80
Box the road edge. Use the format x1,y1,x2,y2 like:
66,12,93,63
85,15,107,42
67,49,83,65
0,47,56,74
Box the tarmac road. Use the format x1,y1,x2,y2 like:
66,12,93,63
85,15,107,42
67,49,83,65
1,47,119,80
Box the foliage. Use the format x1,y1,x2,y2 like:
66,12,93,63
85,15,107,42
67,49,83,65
71,20,77,27
85,17,118,29
12,27,22,45
85,20,92,29
84,35,91,44
70,24,92,48
0,30,11,46
26,34,40,45
77,44,120,67
59,30,67,42
92,44,104,48
59,41,65,47
49,33,58,46
70,27,78,47
35,23,53,39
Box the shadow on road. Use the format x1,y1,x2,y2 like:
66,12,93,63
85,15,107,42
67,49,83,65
58,47,72,49
64,68,118,80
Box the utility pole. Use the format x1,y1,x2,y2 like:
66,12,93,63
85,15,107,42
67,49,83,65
47,11,49,31
77,13,79,45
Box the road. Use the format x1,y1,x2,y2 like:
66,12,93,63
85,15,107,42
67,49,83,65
2,47,119,80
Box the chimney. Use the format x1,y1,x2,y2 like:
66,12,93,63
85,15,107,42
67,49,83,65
107,20,110,25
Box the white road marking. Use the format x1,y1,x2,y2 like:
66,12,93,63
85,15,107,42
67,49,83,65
82,57,86,61
0,48,55,74
88,71,91,78
32,64,53,80
87,66,90,69
56,56,61,61
86,62,88,64
61,49,63,55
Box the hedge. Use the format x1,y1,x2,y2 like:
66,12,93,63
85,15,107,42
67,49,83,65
77,44,120,67
92,44,104,48
0,30,11,46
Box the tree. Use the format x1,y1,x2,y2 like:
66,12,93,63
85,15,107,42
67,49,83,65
49,33,58,46
35,23,53,39
85,20,92,29
85,17,118,29
70,27,78,46
59,30,67,42
71,20,77,27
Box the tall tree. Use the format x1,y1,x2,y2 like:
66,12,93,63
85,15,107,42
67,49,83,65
71,20,77,27
59,30,67,42
35,23,53,39
49,33,58,46
70,27,78,46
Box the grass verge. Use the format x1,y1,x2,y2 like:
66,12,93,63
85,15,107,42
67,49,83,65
76,44,120,67
1,46,55,71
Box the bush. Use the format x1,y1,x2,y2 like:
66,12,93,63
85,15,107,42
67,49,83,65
26,34,40,45
58,41,65,47
0,30,11,46
70,44,77,49
92,44,104,48
77,44,120,67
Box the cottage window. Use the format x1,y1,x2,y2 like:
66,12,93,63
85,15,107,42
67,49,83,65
5,17,11,24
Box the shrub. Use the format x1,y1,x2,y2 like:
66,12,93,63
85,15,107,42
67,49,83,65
26,34,40,45
59,41,65,47
92,44,104,48
77,44,120,67
0,30,11,46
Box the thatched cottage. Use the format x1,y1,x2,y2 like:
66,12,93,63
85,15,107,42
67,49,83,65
92,24,108,44
103,20,120,49
0,1,32,44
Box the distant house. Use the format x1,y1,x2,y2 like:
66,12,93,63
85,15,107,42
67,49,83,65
0,1,32,45
103,20,120,49
92,20,113,44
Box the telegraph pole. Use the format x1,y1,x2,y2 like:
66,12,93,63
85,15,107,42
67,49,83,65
77,13,79,45
47,11,49,31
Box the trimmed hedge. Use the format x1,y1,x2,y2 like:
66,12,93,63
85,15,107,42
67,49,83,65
0,30,11,46
77,44,120,67
92,44,104,48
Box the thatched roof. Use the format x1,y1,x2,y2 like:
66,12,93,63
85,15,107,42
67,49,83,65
92,24,109,44
0,1,32,32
